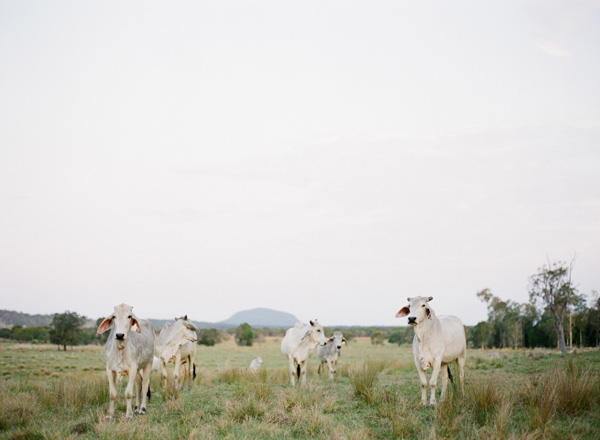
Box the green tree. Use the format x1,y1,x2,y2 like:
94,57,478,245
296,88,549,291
0,328,11,339
198,328,223,346
50,311,86,351
235,323,256,347
529,258,581,354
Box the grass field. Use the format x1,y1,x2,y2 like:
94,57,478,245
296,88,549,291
1,337,599,439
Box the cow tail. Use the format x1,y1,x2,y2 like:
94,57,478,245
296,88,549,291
296,364,301,380
147,383,152,400
447,364,454,384
193,364,197,380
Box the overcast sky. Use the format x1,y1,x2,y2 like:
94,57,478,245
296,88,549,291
1,1,599,326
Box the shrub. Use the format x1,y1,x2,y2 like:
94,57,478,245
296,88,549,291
235,323,256,347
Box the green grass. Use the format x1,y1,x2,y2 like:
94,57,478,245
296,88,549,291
0,339,599,439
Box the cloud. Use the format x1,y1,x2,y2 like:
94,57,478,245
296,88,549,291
538,43,571,57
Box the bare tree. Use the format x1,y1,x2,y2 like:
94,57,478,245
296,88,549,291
529,257,580,354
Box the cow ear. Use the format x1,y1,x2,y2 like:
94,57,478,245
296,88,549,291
425,308,431,319
301,329,311,340
427,296,433,302
97,316,114,334
131,315,142,333
395,307,410,318
183,321,200,333
327,337,334,344
342,338,348,346
310,320,315,326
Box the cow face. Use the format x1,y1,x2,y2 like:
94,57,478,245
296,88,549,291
395,296,433,326
97,303,141,348
308,319,330,346
331,331,348,351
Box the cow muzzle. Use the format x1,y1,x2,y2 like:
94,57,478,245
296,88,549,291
115,333,125,340
407,317,417,326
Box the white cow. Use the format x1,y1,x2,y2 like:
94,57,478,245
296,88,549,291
97,303,155,419
281,320,330,386
156,315,199,391
152,355,161,372
396,296,466,406
317,331,348,380
249,356,263,373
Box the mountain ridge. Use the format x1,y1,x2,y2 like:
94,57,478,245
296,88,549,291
0,308,300,330
220,307,300,328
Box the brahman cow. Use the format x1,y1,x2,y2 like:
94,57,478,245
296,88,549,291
281,320,330,386
396,296,466,406
97,303,155,419
156,315,199,391
317,331,347,380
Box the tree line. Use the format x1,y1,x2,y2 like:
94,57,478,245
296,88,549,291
2,260,596,353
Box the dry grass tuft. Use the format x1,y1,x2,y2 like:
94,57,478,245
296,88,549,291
377,386,420,438
466,377,502,425
0,391,40,432
348,361,383,405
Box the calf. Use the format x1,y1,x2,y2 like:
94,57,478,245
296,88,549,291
97,303,155,419
396,296,466,406
317,331,347,380
249,356,263,373
281,320,330,385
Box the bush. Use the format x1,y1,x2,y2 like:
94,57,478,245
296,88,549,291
197,328,223,346
235,323,256,347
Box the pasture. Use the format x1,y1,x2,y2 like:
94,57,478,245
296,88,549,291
1,337,599,439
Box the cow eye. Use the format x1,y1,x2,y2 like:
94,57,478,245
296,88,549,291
317,329,321,332
421,305,425,307
128,315,132,319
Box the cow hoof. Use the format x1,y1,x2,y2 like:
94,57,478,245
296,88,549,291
105,415,113,420
126,413,133,419
138,407,146,415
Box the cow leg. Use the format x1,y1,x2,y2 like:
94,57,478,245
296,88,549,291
161,359,169,391
429,359,442,406
179,363,186,389
106,368,117,419
174,352,182,390
457,352,466,394
440,364,449,402
187,357,194,389
134,370,142,412
288,355,296,386
416,365,428,406
137,364,151,415
300,359,308,385
327,359,334,380
125,366,137,418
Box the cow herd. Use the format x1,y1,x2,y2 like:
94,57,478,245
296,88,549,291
97,297,466,419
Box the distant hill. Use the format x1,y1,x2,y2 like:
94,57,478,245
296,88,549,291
147,318,234,331
0,310,96,328
220,308,299,328
0,310,53,328
0,308,299,330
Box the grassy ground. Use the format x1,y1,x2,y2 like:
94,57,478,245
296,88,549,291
1,337,599,439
